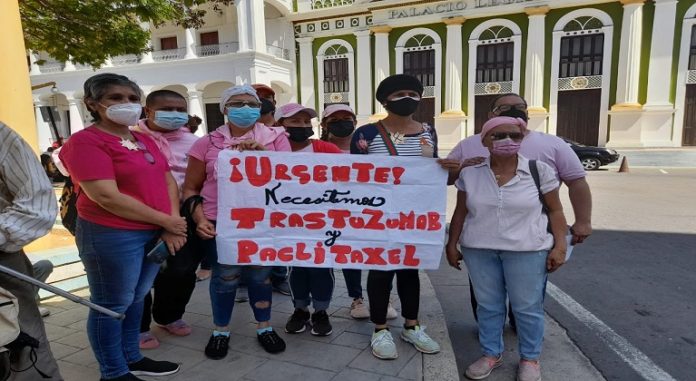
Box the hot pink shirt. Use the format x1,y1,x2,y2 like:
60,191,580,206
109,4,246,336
188,123,291,220
133,120,199,190
59,126,172,230
446,131,586,182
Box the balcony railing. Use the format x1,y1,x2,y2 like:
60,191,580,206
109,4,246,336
310,0,354,9
38,60,64,73
152,48,186,62
111,54,140,66
267,45,290,60
196,42,239,57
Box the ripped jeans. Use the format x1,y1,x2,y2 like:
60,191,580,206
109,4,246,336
202,233,273,327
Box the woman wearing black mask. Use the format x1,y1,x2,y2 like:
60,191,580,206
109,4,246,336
275,103,343,154
350,74,440,360
319,104,357,152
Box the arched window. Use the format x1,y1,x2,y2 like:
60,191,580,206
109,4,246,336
317,40,355,110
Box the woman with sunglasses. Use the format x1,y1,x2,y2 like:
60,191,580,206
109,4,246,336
182,84,290,360
445,116,567,381
59,73,186,381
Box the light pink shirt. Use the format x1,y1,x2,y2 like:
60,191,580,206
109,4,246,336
133,120,199,190
455,155,558,252
188,123,291,220
447,131,586,182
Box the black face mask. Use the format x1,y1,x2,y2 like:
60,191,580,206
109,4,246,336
498,108,529,122
287,127,314,142
327,120,355,138
385,97,420,116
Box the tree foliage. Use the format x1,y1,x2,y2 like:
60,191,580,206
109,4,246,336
21,0,233,68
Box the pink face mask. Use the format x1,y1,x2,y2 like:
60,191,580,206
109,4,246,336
491,138,521,156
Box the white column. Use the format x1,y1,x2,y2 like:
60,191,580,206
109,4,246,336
187,90,206,136
63,59,76,72
372,26,392,116
443,17,465,115
354,30,373,119
139,22,154,63
236,0,249,52
298,37,316,108
613,0,645,109
248,0,266,53
28,51,41,75
34,100,52,151
67,97,84,134
184,28,198,59
524,6,549,113
645,0,678,108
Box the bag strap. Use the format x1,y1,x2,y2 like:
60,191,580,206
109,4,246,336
529,160,549,214
375,121,398,156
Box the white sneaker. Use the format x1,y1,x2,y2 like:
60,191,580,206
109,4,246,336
400,325,440,354
39,307,50,318
386,302,398,320
371,329,398,360
350,298,370,319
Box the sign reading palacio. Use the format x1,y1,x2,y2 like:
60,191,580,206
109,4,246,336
387,0,536,19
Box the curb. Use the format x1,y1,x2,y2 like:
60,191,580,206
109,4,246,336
419,271,460,381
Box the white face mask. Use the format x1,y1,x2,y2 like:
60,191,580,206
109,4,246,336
102,103,142,126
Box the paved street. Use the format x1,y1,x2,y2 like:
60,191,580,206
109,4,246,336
430,167,696,381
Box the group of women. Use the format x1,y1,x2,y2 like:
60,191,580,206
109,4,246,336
58,71,567,381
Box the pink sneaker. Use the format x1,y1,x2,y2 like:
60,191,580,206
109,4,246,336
465,355,502,379
139,332,160,350
159,319,192,336
517,360,541,381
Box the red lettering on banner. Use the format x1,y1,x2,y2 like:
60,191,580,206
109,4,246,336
296,243,311,261
260,248,276,261
374,167,390,183
350,250,364,264
304,212,326,230
417,215,427,230
349,216,365,229
314,243,326,264
291,165,311,184
245,156,272,187
331,166,351,182
428,212,442,231
275,164,292,181
364,248,387,265
313,165,328,183
277,247,293,262
388,249,401,265
288,213,304,228
363,209,386,230
229,158,243,182
327,210,350,228
403,245,420,266
351,163,375,183
392,167,405,185
270,212,287,228
331,245,350,264
237,240,258,263
230,208,265,229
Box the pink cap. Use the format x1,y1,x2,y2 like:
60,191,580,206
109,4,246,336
274,103,317,121
480,116,527,140
322,104,355,120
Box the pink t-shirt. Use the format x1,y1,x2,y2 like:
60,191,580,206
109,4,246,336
446,131,586,182
59,126,172,230
188,123,292,220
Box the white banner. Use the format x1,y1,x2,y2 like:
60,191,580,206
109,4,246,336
216,151,447,270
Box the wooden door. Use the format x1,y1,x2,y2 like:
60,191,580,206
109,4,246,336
413,98,435,129
403,49,436,130
474,94,499,134
205,103,225,131
160,37,178,50
683,85,696,146
200,31,219,46
557,89,601,145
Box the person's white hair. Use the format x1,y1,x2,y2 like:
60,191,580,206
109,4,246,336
219,84,260,113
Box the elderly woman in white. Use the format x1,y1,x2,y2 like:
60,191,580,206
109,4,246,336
446,116,568,381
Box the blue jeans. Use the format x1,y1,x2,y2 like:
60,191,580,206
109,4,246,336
202,234,273,327
76,218,160,379
289,267,334,311
342,269,363,299
462,248,548,360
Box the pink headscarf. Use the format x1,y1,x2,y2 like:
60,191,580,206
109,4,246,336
480,116,527,141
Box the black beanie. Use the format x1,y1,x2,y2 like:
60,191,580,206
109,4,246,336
376,74,424,103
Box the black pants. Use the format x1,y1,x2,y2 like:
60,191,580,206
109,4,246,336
141,238,204,332
367,269,419,325
469,275,516,327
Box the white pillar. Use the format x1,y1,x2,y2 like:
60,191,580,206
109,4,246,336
67,97,84,134
139,22,154,63
645,0,678,108
187,89,206,136
236,0,249,52
248,0,266,53
372,26,392,117
34,100,52,151
184,28,198,59
613,0,645,109
28,51,41,75
524,6,549,113
443,17,465,115
298,37,316,108
63,59,76,72
354,30,373,120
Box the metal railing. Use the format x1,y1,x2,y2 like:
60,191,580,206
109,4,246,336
152,48,186,62
310,0,354,9
38,60,64,73
111,54,140,66
196,42,239,57
267,45,290,60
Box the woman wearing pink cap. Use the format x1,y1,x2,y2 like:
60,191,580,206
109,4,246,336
445,116,567,381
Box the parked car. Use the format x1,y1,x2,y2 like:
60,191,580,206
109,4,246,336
561,138,620,170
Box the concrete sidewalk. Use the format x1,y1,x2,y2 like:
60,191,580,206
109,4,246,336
42,271,458,381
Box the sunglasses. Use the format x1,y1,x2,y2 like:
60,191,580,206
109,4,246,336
226,101,262,109
490,132,524,141
492,103,528,113
134,140,155,164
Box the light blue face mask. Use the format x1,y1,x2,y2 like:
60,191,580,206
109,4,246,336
153,110,189,130
227,106,260,128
